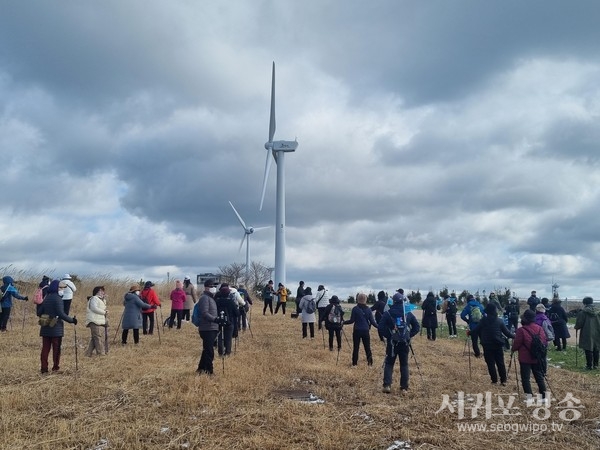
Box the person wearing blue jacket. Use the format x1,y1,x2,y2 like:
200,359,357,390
379,292,420,393
460,294,485,357
37,280,77,373
344,293,378,367
0,276,28,332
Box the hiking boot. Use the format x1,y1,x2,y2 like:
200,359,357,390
382,385,391,394
329,347,334,352
400,388,408,395
585,366,593,370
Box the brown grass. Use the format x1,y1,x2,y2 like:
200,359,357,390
1,274,599,449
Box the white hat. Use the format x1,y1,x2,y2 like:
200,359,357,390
184,276,190,281
63,274,72,280
536,304,546,312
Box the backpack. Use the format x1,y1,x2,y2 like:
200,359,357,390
470,305,482,323
524,327,547,362
548,309,560,323
191,301,202,327
506,303,519,319
446,299,457,316
33,288,45,305
389,313,410,346
304,298,316,314
541,319,555,341
328,305,343,328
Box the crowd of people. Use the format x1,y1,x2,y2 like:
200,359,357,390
2,274,599,399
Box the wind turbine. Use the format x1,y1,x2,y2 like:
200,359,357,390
259,62,298,288
229,201,269,282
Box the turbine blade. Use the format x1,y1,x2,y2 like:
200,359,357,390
259,151,273,211
253,226,270,232
238,234,247,253
228,201,247,229
269,62,276,143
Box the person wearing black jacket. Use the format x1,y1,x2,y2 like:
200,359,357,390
37,280,77,374
295,281,305,315
215,284,239,356
421,292,439,341
371,290,387,342
546,298,570,351
472,303,515,385
378,292,420,393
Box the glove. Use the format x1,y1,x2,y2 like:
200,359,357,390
24,296,29,301
72,317,78,326
466,329,470,336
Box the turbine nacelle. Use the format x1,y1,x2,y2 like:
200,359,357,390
265,140,298,152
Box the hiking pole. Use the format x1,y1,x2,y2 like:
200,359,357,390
409,343,425,388
247,306,254,338
104,323,109,354
575,329,579,368
513,353,520,397
220,326,225,375
73,320,79,379
159,305,165,333
155,311,161,345
467,335,472,380
321,326,326,349
113,311,124,344
341,327,352,351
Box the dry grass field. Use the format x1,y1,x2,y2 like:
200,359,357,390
1,275,600,449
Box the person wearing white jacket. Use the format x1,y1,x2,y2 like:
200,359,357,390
315,285,330,330
85,286,108,357
61,274,77,315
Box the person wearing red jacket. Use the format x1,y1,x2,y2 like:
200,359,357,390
168,280,186,329
140,281,161,335
511,309,547,403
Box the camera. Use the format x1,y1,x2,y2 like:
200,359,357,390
216,311,229,326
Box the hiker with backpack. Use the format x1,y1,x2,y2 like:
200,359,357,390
511,309,548,403
237,284,252,331
0,276,29,332
262,280,275,315
461,294,485,358
37,279,77,373
33,275,51,313
344,293,378,367
378,292,420,393
488,292,503,312
298,287,317,339
214,284,239,356
441,293,458,338
546,297,570,351
574,296,600,370
140,281,161,335
421,291,439,341
504,297,520,331
534,304,555,349
324,295,345,351
274,283,287,315
471,304,515,386
315,285,330,330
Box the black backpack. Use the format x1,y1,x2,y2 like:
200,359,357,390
389,313,410,346
523,327,547,362
548,308,560,322
446,299,457,316
506,303,519,319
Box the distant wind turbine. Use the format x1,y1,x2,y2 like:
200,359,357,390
229,201,269,282
259,62,298,288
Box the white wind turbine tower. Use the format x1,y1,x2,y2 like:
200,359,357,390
259,62,298,288
229,201,269,282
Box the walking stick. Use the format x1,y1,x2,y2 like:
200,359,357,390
219,326,225,375
159,305,165,333
113,311,124,344
321,325,326,349
155,311,161,345
575,329,579,368
104,323,109,354
409,343,425,388
341,327,352,350
466,334,472,380
73,320,79,378
513,352,520,396
247,306,254,338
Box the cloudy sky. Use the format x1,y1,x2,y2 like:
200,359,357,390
1,1,599,300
